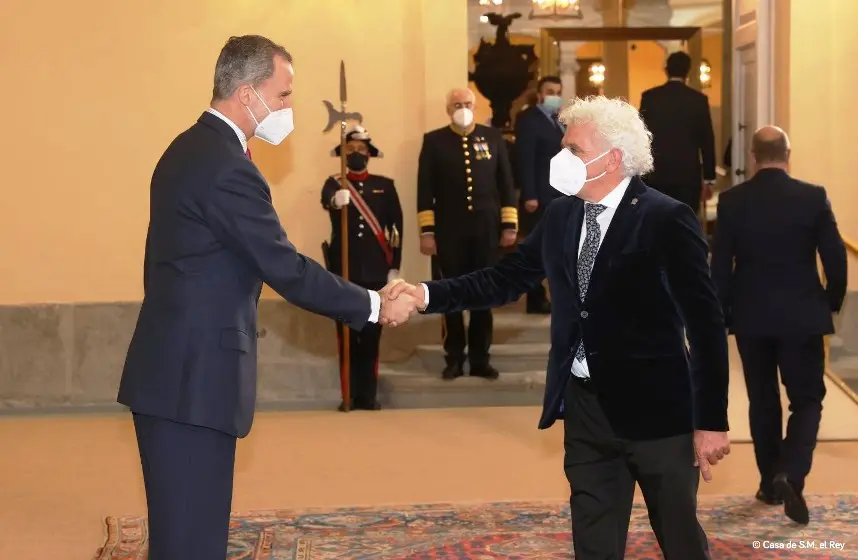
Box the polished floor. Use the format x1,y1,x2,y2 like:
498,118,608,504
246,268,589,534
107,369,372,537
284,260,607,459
3,405,858,560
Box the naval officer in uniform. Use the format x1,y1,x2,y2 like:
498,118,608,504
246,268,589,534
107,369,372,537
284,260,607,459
322,125,403,410
416,88,518,380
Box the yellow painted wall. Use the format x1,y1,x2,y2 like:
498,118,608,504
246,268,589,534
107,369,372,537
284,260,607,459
0,0,466,305
785,0,858,279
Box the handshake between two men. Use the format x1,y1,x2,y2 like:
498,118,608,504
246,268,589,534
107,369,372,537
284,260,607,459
377,280,427,327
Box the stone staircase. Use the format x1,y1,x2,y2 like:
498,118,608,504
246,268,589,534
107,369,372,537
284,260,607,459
377,307,551,409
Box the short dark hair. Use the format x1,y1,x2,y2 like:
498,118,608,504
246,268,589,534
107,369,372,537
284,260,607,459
752,133,790,164
212,35,292,101
665,52,692,79
537,76,562,93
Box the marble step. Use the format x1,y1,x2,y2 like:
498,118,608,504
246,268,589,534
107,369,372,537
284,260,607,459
378,369,545,409
489,313,551,344
415,342,551,374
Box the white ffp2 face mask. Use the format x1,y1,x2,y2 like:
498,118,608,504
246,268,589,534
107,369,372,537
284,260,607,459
246,87,294,145
548,149,611,196
452,107,474,129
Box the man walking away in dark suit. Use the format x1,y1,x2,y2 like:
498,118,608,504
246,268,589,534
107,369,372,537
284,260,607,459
711,125,847,525
640,51,716,215
117,35,416,560
390,96,731,559
516,76,565,314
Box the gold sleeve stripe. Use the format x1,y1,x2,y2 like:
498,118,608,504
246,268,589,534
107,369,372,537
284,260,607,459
417,210,435,227
501,207,519,223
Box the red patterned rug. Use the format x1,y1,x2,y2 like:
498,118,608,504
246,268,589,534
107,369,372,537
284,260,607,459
94,494,857,559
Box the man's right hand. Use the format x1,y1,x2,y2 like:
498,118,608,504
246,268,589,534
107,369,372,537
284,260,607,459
419,235,436,256
524,199,538,212
378,288,420,327
384,281,427,311
332,190,350,209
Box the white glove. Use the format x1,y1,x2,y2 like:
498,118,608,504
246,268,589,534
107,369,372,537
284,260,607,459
387,269,399,284
332,190,350,209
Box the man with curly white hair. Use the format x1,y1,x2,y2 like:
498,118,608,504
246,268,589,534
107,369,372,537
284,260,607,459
384,96,731,559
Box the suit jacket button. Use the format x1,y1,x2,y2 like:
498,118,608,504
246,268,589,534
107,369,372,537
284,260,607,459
580,310,589,318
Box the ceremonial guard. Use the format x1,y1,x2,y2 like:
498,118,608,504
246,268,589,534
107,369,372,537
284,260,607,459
321,125,403,410
416,88,518,380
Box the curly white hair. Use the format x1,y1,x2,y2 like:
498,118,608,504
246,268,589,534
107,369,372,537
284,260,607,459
558,96,654,177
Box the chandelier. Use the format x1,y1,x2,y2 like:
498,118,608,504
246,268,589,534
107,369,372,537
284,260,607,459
588,62,606,88
530,0,583,20
700,59,712,89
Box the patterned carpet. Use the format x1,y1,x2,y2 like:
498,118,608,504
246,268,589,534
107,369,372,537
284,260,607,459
94,494,857,559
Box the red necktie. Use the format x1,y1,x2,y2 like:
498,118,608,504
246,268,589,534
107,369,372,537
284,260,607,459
245,148,252,160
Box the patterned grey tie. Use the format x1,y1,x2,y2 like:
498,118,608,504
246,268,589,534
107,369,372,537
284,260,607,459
574,203,607,362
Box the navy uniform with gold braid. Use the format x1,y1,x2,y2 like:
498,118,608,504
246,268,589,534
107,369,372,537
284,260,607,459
321,127,403,410
417,123,517,378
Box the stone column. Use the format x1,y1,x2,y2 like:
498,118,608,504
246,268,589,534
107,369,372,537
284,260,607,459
558,41,582,100
601,0,630,100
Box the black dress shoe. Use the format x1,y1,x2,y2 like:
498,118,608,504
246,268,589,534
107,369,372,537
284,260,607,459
442,363,464,380
355,400,382,411
755,488,783,506
773,473,809,524
470,364,500,380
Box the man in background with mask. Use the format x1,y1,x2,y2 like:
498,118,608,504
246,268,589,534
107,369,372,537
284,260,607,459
118,35,417,560
416,87,518,380
322,125,403,411
515,75,565,314
388,96,730,559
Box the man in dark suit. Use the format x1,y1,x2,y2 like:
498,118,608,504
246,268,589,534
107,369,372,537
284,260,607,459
388,96,731,559
416,88,518,380
516,76,565,314
711,126,847,525
321,125,403,411
117,35,416,560
640,51,717,215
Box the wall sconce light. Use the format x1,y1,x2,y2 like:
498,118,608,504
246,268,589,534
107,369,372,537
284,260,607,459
588,62,605,88
479,0,504,5
700,59,712,89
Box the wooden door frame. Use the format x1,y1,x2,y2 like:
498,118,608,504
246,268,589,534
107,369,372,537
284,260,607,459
538,27,706,90
731,0,775,185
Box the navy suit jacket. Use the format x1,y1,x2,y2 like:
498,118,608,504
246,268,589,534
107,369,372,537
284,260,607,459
423,178,730,440
515,106,565,207
118,112,372,438
711,168,846,336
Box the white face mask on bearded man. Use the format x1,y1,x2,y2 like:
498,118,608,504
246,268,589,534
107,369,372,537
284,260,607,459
451,107,474,129
548,149,612,196
245,86,294,145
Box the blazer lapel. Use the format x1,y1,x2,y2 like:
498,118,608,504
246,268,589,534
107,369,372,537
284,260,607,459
584,178,646,305
562,197,585,297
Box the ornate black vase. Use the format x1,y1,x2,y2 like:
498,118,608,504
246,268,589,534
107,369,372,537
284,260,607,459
469,12,538,131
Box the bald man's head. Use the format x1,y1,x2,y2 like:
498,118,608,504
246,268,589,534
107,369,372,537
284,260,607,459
446,88,476,113
751,125,790,167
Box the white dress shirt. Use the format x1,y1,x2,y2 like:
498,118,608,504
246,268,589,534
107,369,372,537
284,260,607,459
205,107,381,323
419,177,633,371
571,176,631,378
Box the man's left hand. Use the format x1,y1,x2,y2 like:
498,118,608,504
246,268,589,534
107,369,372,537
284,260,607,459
693,430,731,482
500,229,517,247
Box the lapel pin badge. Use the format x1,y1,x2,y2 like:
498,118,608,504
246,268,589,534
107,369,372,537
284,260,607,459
631,198,639,206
